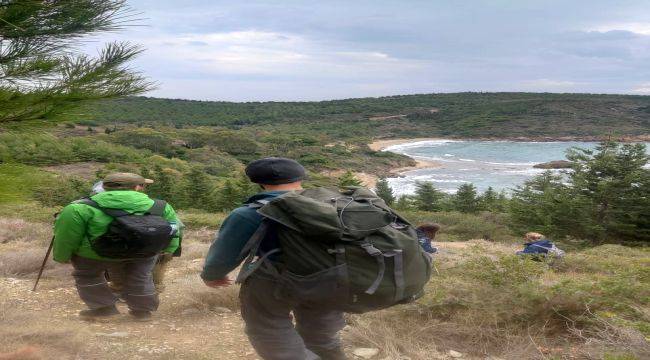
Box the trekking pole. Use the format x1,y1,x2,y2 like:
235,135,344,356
33,235,55,292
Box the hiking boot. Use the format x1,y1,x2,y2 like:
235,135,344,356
129,310,152,321
312,347,347,360
79,305,119,320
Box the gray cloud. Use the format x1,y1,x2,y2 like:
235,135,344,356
82,0,650,100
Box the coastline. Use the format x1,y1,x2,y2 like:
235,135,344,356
368,135,650,177
369,135,650,152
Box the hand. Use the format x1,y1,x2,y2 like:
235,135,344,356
203,277,233,288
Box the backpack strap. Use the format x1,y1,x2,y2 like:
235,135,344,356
246,199,270,209
235,220,280,284
147,200,167,216
76,198,130,218
360,242,386,295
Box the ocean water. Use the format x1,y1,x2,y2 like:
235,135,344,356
385,140,650,195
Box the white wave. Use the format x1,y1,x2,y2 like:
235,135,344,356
384,139,460,152
458,158,476,162
484,161,539,166
443,153,454,157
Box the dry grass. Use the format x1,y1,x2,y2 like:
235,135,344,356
0,248,53,277
0,218,51,245
164,274,241,314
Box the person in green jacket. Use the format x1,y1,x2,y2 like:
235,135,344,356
53,173,181,321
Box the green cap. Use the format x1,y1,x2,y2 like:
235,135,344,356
103,173,153,189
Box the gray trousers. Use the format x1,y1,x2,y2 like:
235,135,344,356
240,274,346,360
71,255,159,312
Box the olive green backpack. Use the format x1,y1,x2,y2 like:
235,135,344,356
236,187,432,314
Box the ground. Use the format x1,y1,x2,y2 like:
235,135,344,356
0,222,491,360
1,218,648,360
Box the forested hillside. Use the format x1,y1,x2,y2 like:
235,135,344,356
74,92,650,139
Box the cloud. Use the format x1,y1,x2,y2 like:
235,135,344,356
631,83,650,94
83,0,650,100
521,79,577,90
590,22,650,35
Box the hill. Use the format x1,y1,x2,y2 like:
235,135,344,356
75,92,650,139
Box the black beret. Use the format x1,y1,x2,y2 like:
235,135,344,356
245,157,306,185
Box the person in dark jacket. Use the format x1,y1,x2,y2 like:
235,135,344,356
202,158,346,360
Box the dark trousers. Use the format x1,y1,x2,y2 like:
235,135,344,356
240,274,347,360
71,255,159,312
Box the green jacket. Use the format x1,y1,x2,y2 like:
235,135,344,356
53,190,182,262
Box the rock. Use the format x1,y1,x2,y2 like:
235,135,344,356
96,331,129,338
533,160,572,169
353,347,380,359
181,308,201,316
448,350,463,358
212,307,232,314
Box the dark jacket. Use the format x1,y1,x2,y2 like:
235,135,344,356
201,191,286,281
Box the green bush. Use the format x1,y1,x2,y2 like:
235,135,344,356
401,210,518,242
421,244,650,338
178,210,226,229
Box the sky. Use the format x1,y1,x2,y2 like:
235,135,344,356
86,0,650,101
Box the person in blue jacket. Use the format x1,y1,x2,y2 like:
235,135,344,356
201,158,346,360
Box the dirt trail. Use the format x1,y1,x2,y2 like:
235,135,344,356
1,237,495,360
1,275,257,359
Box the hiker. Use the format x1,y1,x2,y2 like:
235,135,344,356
516,232,565,260
202,158,347,360
416,223,440,254
202,158,432,360
53,173,182,320
91,180,184,293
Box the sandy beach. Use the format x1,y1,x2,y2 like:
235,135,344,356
368,137,449,151
368,138,445,174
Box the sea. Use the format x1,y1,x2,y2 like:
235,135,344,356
385,140,650,195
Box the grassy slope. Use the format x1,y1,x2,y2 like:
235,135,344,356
1,218,647,359
75,92,650,139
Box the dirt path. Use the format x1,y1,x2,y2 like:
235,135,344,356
1,231,499,360
1,275,257,360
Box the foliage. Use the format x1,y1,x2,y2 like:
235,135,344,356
452,183,479,213
0,132,147,165
33,176,91,207
421,243,649,356
0,164,55,204
337,170,362,187
213,173,259,212
374,178,395,205
74,93,650,139
413,181,444,211
509,142,650,243
0,0,151,123
402,210,517,242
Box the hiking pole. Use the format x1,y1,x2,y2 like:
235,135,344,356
33,235,55,292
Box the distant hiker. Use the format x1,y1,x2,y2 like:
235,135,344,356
53,173,182,321
516,232,565,260
416,223,440,254
91,180,183,293
202,157,431,360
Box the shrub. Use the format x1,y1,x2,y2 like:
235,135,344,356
178,210,227,229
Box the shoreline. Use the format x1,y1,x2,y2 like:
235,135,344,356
369,135,650,177
369,135,650,152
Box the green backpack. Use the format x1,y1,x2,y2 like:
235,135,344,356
236,187,432,313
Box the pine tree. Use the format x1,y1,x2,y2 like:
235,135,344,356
453,183,479,213
413,181,444,211
146,165,177,203
0,1,152,123
338,170,362,187
394,195,414,211
508,141,649,243
213,173,259,211
374,178,395,205
182,167,215,211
